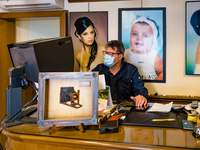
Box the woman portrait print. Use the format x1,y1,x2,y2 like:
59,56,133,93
70,12,108,72
191,9,200,74
186,2,200,75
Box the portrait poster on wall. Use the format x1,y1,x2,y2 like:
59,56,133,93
118,8,166,83
186,1,200,75
70,12,108,72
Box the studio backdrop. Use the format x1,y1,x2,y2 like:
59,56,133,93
118,8,166,83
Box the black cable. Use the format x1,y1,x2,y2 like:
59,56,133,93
0,81,38,129
0,93,38,134
0,106,23,128
0,114,7,125
0,143,4,150
0,84,37,150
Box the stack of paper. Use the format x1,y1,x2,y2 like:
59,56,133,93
147,102,173,113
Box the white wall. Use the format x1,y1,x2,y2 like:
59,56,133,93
15,17,60,42
66,0,200,97
1,0,200,96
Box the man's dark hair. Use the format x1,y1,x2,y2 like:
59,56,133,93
105,40,125,55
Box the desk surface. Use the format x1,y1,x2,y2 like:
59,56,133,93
2,120,200,150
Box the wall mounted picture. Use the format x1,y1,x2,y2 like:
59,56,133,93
118,8,166,83
186,1,200,75
70,12,108,72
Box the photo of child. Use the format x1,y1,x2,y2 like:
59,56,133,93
125,16,163,80
119,8,166,82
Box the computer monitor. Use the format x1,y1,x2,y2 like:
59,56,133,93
8,36,74,83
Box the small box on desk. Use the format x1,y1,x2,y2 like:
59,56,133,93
37,72,99,127
99,120,118,134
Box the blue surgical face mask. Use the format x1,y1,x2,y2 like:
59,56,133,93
103,54,116,67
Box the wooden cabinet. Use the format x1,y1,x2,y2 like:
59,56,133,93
2,123,199,150
0,10,68,149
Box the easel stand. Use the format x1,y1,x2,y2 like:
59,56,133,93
49,123,86,134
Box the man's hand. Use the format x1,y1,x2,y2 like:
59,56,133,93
130,95,147,106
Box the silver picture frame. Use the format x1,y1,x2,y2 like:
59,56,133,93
37,72,99,127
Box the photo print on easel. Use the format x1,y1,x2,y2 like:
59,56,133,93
60,87,82,109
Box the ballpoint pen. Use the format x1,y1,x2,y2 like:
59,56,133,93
152,119,175,122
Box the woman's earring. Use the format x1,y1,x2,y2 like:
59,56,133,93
79,37,82,42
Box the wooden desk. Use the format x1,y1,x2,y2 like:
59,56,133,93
2,121,200,150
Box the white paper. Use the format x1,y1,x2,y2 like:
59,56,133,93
98,74,106,90
147,101,173,113
98,98,108,111
185,102,200,113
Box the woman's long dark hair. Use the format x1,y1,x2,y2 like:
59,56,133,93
74,16,98,69
190,9,200,36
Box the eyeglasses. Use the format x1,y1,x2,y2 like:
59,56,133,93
102,51,121,56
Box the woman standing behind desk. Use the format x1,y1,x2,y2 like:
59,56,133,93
74,17,105,72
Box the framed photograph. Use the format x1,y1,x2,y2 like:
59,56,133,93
118,8,166,83
37,72,99,127
186,1,200,75
70,12,108,72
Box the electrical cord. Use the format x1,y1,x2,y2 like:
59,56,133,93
0,115,6,150
0,143,4,150
0,83,38,150
0,114,7,125
0,92,38,134
0,81,38,130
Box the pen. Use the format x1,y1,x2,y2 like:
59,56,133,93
152,119,175,122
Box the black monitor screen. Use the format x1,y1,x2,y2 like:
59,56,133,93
8,36,74,83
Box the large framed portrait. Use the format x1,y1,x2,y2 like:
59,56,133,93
70,12,108,72
118,8,166,83
186,1,200,75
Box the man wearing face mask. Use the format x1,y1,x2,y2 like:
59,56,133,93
92,40,148,106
